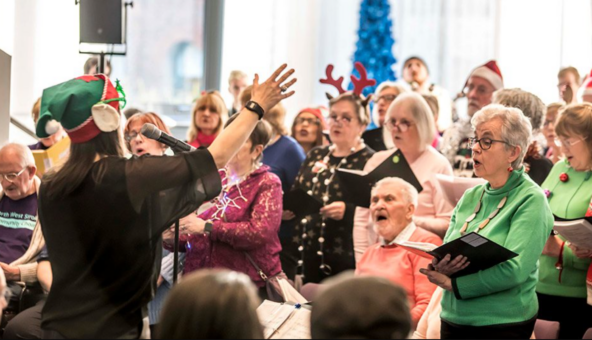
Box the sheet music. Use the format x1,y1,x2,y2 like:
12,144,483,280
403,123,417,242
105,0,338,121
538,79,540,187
257,300,311,339
554,219,592,249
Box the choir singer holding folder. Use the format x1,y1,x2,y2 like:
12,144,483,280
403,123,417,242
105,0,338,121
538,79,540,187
419,104,553,339
353,93,453,260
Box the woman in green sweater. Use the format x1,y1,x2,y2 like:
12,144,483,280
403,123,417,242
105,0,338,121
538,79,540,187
420,104,554,339
537,103,592,339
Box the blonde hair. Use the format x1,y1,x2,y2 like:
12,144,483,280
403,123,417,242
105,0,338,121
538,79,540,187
228,70,247,84
388,92,437,148
187,91,228,143
546,102,566,118
555,103,592,153
32,98,41,124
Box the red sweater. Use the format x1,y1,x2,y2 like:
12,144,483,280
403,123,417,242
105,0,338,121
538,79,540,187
356,226,442,324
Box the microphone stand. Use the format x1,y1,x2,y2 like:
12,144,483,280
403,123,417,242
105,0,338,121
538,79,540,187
173,220,180,285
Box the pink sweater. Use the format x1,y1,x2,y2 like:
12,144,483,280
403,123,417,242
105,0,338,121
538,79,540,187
356,226,442,325
354,147,453,261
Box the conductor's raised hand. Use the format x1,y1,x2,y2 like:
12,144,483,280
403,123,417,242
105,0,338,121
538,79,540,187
251,64,297,113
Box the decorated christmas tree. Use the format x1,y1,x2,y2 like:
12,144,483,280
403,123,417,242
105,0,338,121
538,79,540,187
348,0,397,97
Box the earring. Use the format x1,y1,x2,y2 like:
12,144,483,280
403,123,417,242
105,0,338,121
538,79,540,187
507,165,514,172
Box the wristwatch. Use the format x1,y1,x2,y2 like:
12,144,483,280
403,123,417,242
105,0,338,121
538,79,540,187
204,221,214,235
244,100,265,120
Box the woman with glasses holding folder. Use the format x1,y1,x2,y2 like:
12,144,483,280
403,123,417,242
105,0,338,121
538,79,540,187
537,103,592,339
420,104,553,339
354,93,454,261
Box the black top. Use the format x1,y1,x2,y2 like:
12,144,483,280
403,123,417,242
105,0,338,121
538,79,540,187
524,155,553,186
362,128,386,152
38,150,221,339
290,146,374,284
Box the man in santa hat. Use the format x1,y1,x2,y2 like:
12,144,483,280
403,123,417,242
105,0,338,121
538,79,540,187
439,60,504,177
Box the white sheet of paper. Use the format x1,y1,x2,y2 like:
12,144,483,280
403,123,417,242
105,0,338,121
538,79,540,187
257,300,311,340
435,174,486,205
554,219,592,249
279,278,308,304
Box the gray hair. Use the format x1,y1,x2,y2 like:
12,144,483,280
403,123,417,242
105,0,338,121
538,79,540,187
372,177,419,207
471,104,533,170
372,82,408,126
374,81,408,97
388,92,437,148
0,143,36,168
493,88,546,132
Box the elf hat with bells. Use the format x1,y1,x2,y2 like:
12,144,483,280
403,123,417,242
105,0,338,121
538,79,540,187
36,74,126,144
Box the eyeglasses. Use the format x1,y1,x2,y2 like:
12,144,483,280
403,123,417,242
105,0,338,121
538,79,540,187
373,94,398,103
1,168,26,183
469,137,511,150
294,117,321,126
328,115,355,126
555,137,587,149
465,84,494,97
385,118,414,133
124,130,143,142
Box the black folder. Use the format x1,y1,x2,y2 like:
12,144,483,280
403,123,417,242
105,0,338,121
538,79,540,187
283,188,323,218
336,150,423,208
429,232,518,278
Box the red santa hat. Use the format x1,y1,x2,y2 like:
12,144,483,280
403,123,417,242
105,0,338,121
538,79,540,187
468,60,504,90
583,69,592,96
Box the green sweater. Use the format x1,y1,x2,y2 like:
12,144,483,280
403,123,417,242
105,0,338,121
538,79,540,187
440,168,554,327
537,160,592,298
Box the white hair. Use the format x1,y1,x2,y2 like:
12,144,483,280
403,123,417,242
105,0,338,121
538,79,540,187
372,177,419,207
0,143,36,168
493,88,546,132
372,82,408,126
471,104,533,170
388,92,437,148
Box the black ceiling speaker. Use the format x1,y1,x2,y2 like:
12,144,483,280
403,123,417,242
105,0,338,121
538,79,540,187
79,0,124,44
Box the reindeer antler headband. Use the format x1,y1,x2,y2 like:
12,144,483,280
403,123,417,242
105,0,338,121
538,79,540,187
320,62,377,107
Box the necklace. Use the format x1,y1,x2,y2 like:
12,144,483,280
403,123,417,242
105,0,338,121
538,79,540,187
298,141,364,278
460,188,508,235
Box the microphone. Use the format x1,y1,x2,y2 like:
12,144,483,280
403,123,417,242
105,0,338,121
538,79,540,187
141,123,196,153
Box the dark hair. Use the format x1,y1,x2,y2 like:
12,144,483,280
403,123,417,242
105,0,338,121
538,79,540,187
83,57,112,76
42,131,124,199
156,270,263,339
225,114,272,163
403,56,429,74
123,107,143,120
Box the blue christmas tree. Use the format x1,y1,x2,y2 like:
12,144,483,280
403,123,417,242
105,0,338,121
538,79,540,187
348,0,397,97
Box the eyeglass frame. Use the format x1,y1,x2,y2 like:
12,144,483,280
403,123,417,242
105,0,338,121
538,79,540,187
328,114,357,126
373,94,398,103
555,137,588,149
464,84,495,97
1,168,27,183
384,118,415,133
469,137,512,151
124,130,144,142
294,117,321,126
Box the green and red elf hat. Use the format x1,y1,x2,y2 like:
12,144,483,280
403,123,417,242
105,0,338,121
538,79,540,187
36,74,126,144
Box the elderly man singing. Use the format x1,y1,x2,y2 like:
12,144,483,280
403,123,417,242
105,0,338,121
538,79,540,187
356,178,442,326
0,144,45,313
